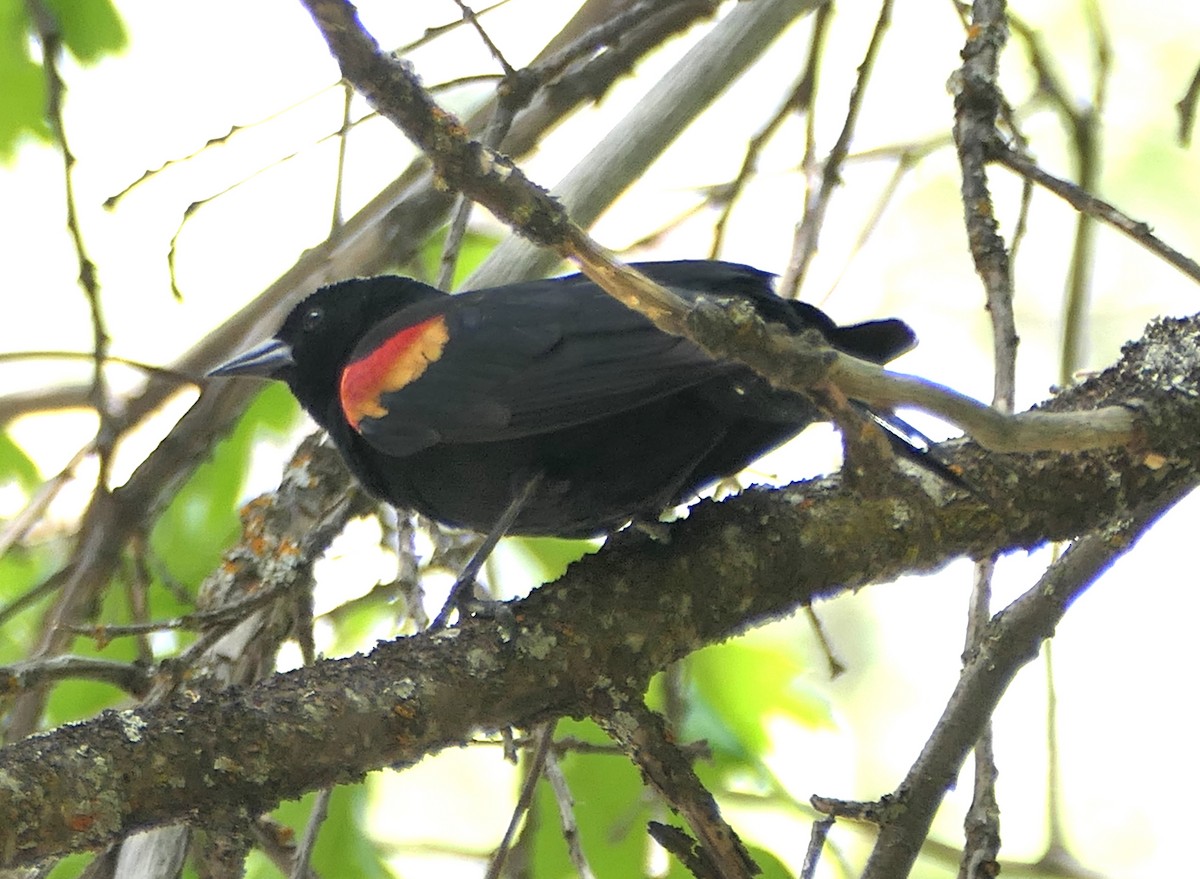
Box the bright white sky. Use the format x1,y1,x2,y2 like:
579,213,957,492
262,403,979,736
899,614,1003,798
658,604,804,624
3,1,1200,876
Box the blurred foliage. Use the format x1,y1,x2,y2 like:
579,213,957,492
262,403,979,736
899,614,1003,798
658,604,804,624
45,853,91,879
410,227,506,288
0,539,59,657
249,785,390,879
0,0,127,162
149,381,299,591
527,719,656,879
0,430,39,491
503,533,599,589
5,0,1194,875
0,430,61,659
681,640,834,761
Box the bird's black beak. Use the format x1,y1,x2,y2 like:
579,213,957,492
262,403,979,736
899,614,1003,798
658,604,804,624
207,339,295,378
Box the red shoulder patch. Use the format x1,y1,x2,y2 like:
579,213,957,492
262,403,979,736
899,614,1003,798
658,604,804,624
340,315,450,429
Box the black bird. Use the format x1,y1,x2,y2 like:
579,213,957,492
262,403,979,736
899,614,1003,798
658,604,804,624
210,261,917,539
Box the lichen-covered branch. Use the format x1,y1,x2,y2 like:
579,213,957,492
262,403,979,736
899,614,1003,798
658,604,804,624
1,309,1197,867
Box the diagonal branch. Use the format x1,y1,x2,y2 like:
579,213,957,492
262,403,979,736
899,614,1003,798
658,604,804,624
298,0,1141,459
0,0,723,742
0,309,1198,867
860,485,1186,878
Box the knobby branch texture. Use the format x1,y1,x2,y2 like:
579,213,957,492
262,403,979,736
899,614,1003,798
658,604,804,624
8,1,1198,873
298,0,774,355
1,309,1198,866
299,0,1144,461
0,0,735,743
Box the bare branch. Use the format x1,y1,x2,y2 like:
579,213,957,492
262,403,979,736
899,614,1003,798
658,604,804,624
862,485,1188,878
1,308,1198,866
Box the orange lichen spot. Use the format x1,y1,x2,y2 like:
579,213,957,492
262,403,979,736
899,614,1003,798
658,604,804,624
240,496,271,517
67,812,97,832
393,702,418,721
340,315,450,429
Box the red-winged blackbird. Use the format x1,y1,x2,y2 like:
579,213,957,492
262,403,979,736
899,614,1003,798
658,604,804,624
210,260,918,538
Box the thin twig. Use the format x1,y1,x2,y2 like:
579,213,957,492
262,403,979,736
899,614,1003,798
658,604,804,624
290,788,332,879
331,81,353,231
779,0,894,298
25,0,114,477
861,484,1193,878
0,442,92,562
105,80,349,209
962,560,1001,879
709,2,833,258
125,536,156,668
1175,61,1200,146
0,655,153,698
105,0,513,208
993,146,1200,286
953,3,1015,875
438,2,521,288
543,747,597,879
484,723,556,879
1062,1,1109,377
0,350,197,385
953,0,1017,406
799,817,834,879
803,606,846,678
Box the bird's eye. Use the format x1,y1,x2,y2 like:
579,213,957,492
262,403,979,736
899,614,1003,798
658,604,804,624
301,306,324,331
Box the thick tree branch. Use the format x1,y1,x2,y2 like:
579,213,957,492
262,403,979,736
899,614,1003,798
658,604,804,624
1,310,1198,867
595,701,757,879
0,0,719,740
297,0,1143,461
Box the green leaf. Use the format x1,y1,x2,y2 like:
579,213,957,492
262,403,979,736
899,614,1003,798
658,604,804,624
0,44,50,159
311,785,389,878
0,0,48,158
324,592,394,656
0,547,60,662
45,677,129,727
679,641,834,762
45,852,90,878
150,383,299,591
42,0,128,63
0,430,40,492
0,0,126,161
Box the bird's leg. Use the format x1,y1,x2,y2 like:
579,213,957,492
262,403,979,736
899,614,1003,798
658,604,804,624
432,471,544,628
